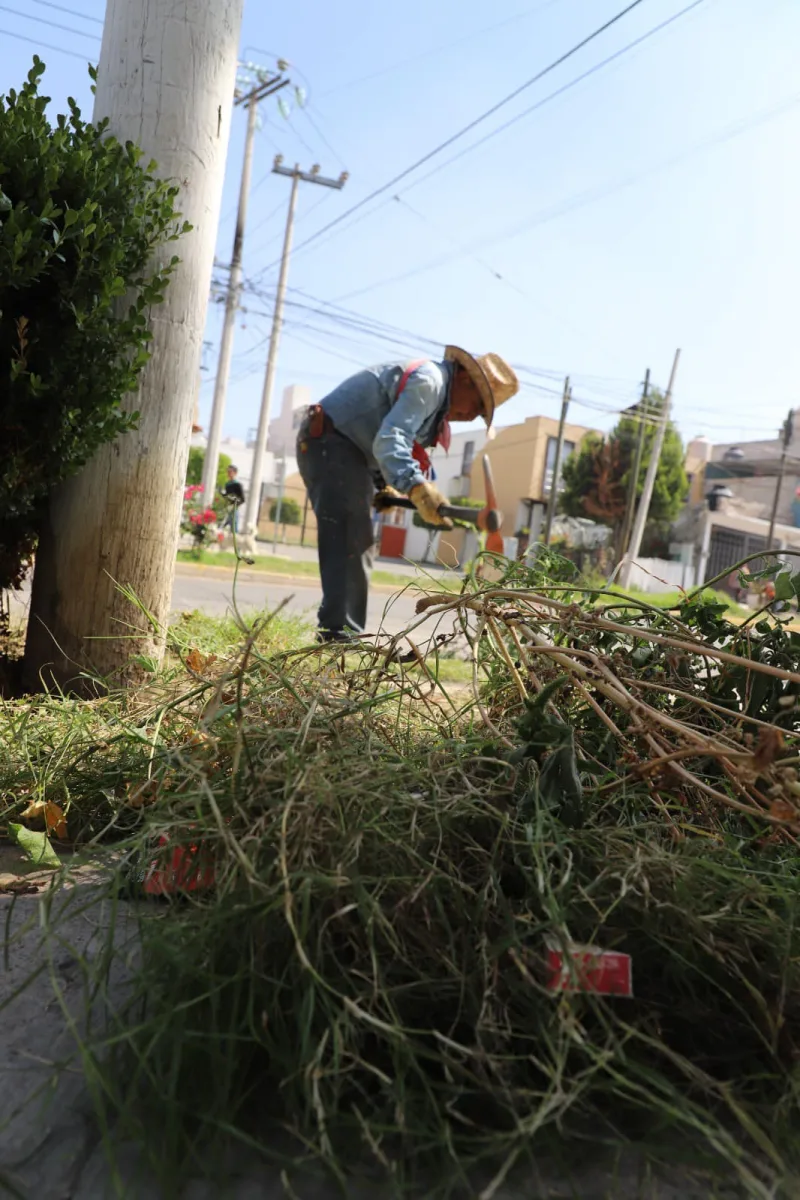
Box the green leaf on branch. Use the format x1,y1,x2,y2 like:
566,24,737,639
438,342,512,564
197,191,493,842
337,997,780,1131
774,571,795,602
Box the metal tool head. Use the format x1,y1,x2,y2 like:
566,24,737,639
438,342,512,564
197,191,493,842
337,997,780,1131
480,455,504,553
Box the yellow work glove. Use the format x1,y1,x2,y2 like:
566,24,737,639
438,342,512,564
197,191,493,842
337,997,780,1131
373,485,403,513
409,482,453,529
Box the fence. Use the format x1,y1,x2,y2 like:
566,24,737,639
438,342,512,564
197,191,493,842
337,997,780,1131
256,481,317,548
622,557,690,593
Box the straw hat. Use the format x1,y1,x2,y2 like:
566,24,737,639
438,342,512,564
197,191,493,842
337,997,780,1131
444,346,519,427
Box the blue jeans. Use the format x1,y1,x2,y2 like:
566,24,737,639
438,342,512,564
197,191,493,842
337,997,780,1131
297,423,374,633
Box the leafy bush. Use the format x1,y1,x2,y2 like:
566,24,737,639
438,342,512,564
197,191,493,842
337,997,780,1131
0,59,188,590
269,496,301,525
186,447,231,494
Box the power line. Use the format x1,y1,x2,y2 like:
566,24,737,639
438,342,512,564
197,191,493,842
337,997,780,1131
242,279,445,356
0,2,100,39
244,282,640,401
0,25,92,59
389,195,592,343
396,0,707,201
29,0,103,23
245,196,288,240
211,290,784,439
233,190,337,265
327,87,800,303
208,300,793,440
299,107,348,171
249,0,705,289
246,284,647,409
319,0,566,97
270,113,317,160
240,294,646,417
258,0,650,271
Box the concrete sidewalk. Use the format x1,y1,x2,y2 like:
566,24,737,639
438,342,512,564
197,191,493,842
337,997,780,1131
1,883,711,1200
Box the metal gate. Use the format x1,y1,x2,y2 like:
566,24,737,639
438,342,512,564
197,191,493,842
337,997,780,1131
708,528,768,593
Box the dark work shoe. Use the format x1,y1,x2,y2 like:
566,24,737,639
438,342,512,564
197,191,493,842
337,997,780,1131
316,628,364,645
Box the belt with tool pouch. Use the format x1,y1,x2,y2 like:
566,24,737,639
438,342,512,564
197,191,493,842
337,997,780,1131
303,404,335,438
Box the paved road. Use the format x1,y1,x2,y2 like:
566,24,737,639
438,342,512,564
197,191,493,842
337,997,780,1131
174,572,434,637
9,570,448,641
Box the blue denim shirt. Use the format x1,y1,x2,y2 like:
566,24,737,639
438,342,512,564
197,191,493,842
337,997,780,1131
320,359,454,492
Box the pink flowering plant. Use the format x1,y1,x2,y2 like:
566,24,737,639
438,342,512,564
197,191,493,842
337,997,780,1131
181,484,219,557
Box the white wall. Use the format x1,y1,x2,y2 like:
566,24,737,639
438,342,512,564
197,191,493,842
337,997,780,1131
403,523,439,563
268,383,311,456
625,558,689,592
428,428,488,498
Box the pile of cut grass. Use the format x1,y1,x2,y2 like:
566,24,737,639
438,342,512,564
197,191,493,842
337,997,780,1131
0,607,312,843
5,554,800,1196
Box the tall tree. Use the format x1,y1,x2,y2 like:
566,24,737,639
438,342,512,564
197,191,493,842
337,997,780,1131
559,391,688,558
24,0,245,691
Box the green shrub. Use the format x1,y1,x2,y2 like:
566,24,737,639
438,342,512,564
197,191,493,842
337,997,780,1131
0,59,188,590
269,496,301,525
185,447,231,494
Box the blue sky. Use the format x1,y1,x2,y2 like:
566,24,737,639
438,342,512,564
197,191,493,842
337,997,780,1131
3,0,799,447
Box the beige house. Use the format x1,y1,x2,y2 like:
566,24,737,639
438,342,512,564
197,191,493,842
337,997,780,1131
672,420,800,591
438,415,599,565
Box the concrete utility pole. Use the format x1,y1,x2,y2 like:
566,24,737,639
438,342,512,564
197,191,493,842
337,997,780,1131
618,368,651,564
202,69,290,503
24,0,245,691
619,349,681,590
543,376,571,546
243,159,347,540
766,408,794,549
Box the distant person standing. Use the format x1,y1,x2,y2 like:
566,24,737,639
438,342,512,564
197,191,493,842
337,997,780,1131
220,464,245,533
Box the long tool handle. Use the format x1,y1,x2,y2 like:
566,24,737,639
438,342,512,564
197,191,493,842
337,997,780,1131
377,496,481,523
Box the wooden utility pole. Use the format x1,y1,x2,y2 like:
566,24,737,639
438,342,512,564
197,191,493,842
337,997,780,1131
24,0,245,691
202,69,290,502
618,368,650,563
543,376,570,546
242,159,347,539
766,409,794,549
618,349,681,590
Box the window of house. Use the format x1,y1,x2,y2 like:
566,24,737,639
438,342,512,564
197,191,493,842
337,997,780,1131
543,436,575,495
461,440,475,476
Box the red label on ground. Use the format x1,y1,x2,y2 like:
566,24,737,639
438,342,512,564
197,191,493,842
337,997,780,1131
546,947,633,996
143,834,215,896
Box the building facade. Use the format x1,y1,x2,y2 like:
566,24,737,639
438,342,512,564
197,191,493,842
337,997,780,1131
674,419,800,592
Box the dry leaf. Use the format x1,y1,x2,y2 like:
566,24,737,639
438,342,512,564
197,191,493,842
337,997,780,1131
186,731,216,752
752,728,785,773
0,874,40,896
186,648,217,675
768,798,799,825
20,799,68,840
125,779,159,809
